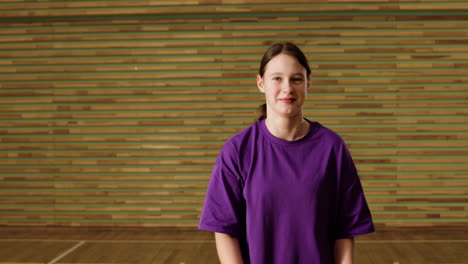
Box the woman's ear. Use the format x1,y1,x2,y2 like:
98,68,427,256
307,79,311,93
257,74,265,93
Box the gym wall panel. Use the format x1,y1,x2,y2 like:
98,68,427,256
0,1,467,227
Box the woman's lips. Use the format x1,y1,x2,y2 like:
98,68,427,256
279,98,296,104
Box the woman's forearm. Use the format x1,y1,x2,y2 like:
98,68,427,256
334,237,355,264
214,232,244,264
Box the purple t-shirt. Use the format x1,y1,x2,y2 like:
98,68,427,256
199,119,374,264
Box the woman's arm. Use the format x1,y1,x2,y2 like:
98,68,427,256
334,237,355,264
214,232,244,264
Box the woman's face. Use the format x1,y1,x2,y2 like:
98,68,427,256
257,53,310,119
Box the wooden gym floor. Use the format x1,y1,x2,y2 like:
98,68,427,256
0,227,467,264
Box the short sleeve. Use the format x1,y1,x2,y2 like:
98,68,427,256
335,140,375,239
198,141,245,238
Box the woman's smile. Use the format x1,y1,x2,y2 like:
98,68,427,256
279,98,296,104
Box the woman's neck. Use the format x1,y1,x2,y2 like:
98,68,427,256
264,114,309,141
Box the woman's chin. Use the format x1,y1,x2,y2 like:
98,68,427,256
275,109,302,118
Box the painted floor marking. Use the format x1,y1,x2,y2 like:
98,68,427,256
47,241,85,264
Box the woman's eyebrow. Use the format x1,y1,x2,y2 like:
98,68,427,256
268,72,304,76
269,72,283,76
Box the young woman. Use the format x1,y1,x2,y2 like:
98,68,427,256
199,42,374,264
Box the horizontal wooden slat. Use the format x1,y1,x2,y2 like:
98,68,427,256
2,204,468,212
1,180,468,188
3,31,468,43
1,149,467,157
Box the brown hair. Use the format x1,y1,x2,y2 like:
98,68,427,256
256,42,311,120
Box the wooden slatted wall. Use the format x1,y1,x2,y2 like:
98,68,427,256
1,1,467,227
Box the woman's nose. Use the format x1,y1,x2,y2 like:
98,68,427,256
281,79,293,92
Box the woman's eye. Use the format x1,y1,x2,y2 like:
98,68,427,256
292,78,304,83
273,77,281,81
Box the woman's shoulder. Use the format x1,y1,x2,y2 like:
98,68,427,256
226,120,263,148
311,121,347,147
216,121,262,171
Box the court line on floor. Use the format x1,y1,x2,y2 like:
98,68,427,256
1,238,468,243
47,240,85,264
